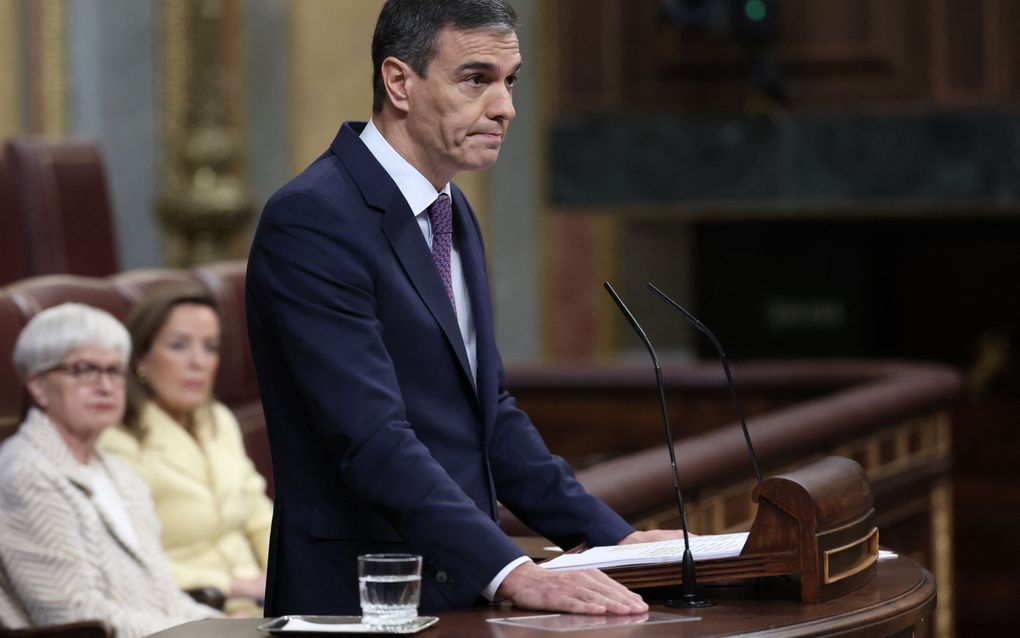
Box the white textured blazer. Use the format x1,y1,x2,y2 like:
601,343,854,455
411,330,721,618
0,408,218,638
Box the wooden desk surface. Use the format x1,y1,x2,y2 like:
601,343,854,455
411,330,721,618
152,554,934,638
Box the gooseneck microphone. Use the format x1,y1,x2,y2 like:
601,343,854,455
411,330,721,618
647,283,763,483
603,282,713,608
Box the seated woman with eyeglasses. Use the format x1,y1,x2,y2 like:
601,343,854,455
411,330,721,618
99,284,272,615
0,303,219,638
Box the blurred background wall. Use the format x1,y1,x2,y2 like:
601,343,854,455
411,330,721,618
1,0,1018,634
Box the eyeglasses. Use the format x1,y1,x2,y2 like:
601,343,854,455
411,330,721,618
47,361,128,385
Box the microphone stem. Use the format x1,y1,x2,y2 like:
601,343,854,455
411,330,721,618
604,282,712,607
647,282,764,483
654,364,691,548
715,346,763,484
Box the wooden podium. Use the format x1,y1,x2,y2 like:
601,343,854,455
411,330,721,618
152,554,935,637
606,456,879,604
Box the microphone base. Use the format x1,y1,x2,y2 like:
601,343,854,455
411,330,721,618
665,593,715,608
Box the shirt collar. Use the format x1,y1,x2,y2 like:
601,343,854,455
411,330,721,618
360,118,451,218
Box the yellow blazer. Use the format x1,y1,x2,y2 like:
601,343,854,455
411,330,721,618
99,401,273,593
0,408,217,637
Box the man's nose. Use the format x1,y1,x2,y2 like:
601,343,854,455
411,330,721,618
489,84,516,122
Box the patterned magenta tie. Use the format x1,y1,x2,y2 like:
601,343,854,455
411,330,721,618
428,194,456,312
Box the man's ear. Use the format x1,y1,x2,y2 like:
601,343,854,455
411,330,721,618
381,57,415,114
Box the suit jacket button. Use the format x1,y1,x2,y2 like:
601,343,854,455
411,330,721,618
435,571,448,584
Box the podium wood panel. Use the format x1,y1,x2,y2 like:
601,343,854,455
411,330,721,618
149,555,934,638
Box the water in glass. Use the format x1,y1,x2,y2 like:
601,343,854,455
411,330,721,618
358,554,422,630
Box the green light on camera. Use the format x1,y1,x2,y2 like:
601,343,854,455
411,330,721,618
744,0,767,21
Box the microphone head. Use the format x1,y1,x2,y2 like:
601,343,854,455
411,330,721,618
604,282,660,369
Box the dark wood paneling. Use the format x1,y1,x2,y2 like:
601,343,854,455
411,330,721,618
1010,0,1020,100
553,0,622,112
549,0,1020,113
943,0,986,94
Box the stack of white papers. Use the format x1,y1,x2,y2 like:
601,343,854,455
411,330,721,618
540,532,748,571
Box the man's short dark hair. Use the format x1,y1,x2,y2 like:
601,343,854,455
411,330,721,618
371,0,518,113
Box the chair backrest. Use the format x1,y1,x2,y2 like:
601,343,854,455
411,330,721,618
0,150,31,286
0,293,28,443
5,138,119,277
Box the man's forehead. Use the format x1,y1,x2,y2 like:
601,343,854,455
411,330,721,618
434,26,521,63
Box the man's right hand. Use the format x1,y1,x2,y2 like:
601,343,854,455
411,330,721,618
495,561,648,615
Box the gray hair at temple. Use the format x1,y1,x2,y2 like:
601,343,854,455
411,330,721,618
12,303,131,380
371,0,519,113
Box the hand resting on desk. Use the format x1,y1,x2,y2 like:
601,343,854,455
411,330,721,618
496,561,648,615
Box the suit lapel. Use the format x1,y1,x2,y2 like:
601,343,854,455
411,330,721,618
332,123,476,394
451,189,502,518
380,191,475,392
452,188,497,423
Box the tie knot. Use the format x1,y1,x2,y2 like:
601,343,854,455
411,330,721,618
429,194,452,236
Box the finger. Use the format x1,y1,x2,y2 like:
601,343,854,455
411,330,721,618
565,571,647,614
580,572,648,613
546,574,625,613
604,597,649,615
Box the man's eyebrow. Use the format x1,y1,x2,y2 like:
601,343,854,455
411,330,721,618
455,60,523,75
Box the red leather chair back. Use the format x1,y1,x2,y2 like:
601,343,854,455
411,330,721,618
0,293,28,444
4,275,130,322
6,138,119,277
0,150,31,285
110,268,203,305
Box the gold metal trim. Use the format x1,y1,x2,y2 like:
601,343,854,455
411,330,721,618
823,527,879,585
931,477,954,638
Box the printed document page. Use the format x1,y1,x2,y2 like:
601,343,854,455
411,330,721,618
540,532,748,571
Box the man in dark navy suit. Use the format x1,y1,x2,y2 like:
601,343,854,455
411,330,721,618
246,0,679,616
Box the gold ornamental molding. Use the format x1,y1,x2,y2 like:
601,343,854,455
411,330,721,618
931,477,954,638
157,0,253,266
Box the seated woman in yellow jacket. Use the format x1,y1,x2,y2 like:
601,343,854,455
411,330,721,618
99,284,272,613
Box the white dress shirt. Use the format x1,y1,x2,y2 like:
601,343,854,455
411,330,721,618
359,120,529,600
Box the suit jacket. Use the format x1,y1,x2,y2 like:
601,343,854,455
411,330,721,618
245,121,633,615
99,401,273,593
0,408,216,638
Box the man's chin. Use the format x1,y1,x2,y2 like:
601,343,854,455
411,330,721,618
459,149,501,173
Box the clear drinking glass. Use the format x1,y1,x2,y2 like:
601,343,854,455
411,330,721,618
358,553,422,630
